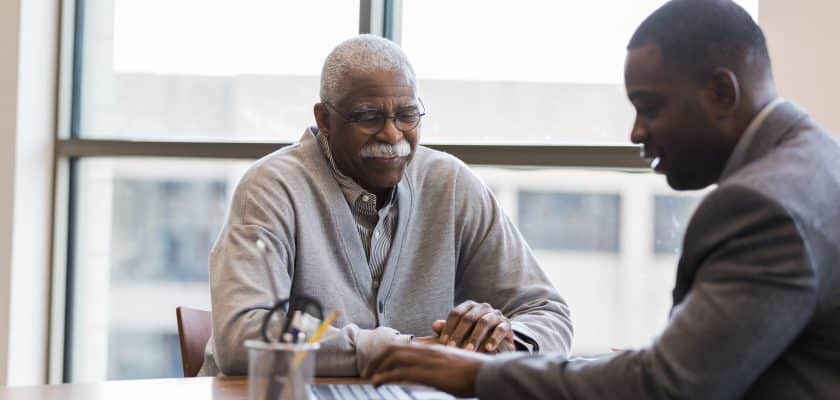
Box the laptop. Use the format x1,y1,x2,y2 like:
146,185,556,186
311,383,467,400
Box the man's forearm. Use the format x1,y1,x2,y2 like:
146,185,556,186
508,298,574,356
215,310,413,376
313,322,412,376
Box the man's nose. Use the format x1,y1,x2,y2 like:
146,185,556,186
630,119,647,144
377,117,403,144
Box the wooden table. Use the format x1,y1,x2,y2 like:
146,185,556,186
1,376,366,400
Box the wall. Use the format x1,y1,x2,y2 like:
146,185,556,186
0,0,57,387
761,0,840,134
0,0,23,388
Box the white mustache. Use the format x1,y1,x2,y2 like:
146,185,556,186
360,140,411,158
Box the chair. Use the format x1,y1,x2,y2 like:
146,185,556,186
175,306,212,377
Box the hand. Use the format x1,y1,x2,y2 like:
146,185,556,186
439,300,515,353
366,344,489,398
405,320,447,346
411,336,441,346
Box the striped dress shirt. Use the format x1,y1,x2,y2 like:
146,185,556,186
317,132,398,287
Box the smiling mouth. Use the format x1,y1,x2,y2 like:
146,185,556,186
650,156,661,170
639,146,665,172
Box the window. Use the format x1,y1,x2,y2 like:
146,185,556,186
78,0,359,140
68,158,250,381
107,331,181,380
56,0,754,382
653,195,702,255
476,167,699,354
400,0,758,144
111,178,228,283
518,191,621,253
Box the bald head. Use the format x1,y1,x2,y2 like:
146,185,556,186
319,34,417,104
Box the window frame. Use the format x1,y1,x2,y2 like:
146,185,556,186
51,0,646,383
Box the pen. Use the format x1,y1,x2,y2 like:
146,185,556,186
289,311,303,343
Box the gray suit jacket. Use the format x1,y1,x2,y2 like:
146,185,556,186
476,101,840,399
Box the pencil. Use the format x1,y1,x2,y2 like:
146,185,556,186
292,310,339,367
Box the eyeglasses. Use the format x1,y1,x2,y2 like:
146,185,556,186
323,98,426,135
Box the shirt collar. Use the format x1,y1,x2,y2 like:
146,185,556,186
719,97,785,181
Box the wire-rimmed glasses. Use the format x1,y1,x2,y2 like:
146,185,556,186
322,98,426,135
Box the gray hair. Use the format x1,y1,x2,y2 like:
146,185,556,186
319,34,417,104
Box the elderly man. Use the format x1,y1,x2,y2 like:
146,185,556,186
199,35,573,376
367,1,840,399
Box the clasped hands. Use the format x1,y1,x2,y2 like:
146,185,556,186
414,300,515,353
362,300,515,398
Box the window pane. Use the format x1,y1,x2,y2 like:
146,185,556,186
473,167,702,353
107,331,181,380
518,191,621,252
69,158,251,382
401,0,759,145
653,195,702,255
78,0,359,140
112,179,227,282
68,160,701,380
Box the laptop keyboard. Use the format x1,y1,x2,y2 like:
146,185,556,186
312,384,414,400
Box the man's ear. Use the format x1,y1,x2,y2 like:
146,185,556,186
708,68,741,119
314,103,330,136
